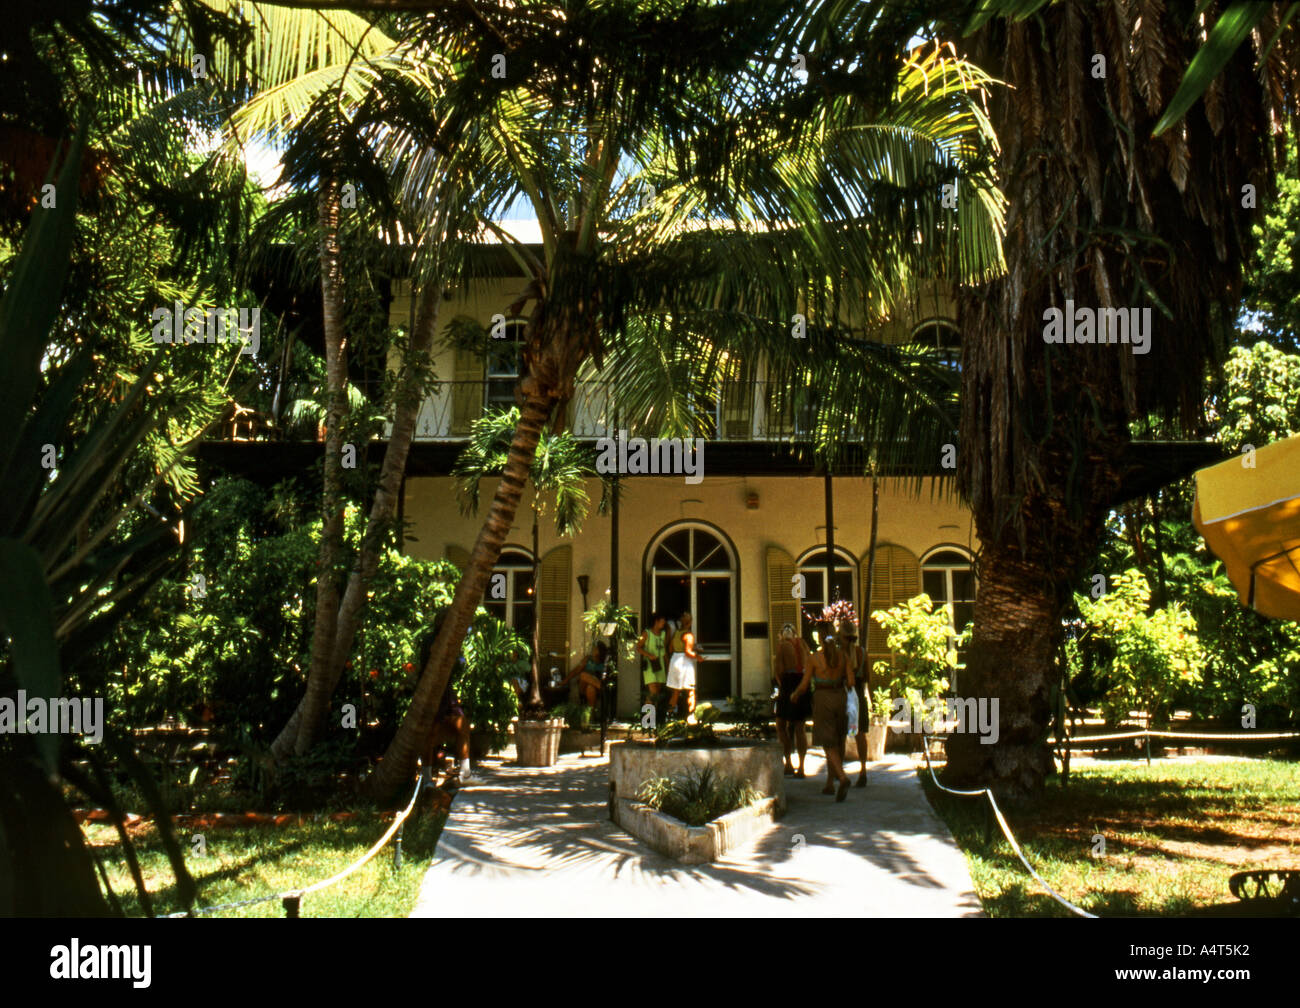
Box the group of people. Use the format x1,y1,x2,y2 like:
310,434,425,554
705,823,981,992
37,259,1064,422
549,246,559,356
635,611,705,720
774,620,870,801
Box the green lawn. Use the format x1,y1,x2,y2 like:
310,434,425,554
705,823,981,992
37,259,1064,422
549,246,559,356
83,804,447,918
922,757,1300,917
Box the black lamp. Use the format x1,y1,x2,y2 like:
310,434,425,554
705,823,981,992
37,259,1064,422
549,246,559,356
577,574,590,612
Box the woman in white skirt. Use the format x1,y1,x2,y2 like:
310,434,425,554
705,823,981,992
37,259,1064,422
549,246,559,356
666,611,704,720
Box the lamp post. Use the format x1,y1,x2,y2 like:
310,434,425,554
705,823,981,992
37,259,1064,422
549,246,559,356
577,574,590,614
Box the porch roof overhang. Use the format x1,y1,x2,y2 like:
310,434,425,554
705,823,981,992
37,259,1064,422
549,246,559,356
195,438,1226,491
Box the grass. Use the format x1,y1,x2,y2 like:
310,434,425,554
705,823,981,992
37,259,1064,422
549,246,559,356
82,803,448,918
922,756,1300,917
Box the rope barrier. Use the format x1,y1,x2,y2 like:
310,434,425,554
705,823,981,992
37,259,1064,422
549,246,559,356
1047,728,1300,744
920,738,1098,919
163,766,427,918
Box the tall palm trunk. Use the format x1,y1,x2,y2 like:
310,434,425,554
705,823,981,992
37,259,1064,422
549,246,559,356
367,386,558,802
945,1,1271,800
272,280,444,759
296,179,349,754
528,499,543,712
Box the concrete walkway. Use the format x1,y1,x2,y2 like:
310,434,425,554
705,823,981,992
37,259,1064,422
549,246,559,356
411,749,982,917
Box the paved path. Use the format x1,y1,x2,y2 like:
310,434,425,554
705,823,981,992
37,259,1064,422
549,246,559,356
412,749,982,917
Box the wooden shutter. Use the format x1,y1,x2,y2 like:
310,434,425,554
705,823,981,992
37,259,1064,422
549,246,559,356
766,546,799,664
863,543,921,680
536,544,572,672
444,545,471,573
721,358,754,439
449,347,484,435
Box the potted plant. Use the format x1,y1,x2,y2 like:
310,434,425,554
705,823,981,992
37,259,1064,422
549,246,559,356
871,593,963,751
866,687,892,761
460,618,527,758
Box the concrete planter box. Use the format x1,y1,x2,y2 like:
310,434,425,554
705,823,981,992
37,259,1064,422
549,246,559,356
614,795,780,864
514,718,565,767
559,728,602,754
608,739,785,815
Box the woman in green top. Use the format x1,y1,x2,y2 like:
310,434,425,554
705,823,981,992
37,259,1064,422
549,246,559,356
637,612,668,705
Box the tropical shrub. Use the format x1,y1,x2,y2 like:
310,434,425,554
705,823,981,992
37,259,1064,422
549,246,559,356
461,619,526,751
1072,569,1205,726
871,593,961,718
636,766,761,827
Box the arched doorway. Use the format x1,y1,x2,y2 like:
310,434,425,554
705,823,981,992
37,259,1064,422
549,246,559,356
644,523,737,701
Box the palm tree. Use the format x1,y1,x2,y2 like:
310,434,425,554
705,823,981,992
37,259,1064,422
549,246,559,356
453,406,610,712
940,1,1299,800
163,1,473,758
366,1,1008,800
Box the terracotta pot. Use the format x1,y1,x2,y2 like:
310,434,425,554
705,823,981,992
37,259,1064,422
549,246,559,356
514,718,565,767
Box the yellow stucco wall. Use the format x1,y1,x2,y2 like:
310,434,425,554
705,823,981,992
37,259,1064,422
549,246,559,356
401,473,974,714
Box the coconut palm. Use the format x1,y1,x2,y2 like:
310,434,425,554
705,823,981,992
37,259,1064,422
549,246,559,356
453,406,612,712
365,0,1008,799
937,1,1300,800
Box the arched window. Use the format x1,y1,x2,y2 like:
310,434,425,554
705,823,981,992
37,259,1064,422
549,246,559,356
484,546,535,639
910,319,962,371
796,546,857,623
921,547,975,664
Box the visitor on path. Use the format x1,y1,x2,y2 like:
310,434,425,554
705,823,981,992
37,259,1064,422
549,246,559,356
561,640,609,713
841,624,869,787
417,613,475,786
774,623,811,778
792,620,853,801
666,611,704,720
637,612,668,716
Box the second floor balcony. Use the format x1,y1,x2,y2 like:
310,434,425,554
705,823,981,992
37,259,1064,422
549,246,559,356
396,378,837,442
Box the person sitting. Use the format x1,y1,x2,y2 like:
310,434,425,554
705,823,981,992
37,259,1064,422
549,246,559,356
561,641,609,714
415,616,475,786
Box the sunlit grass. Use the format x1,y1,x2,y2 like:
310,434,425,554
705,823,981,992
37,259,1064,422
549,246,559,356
922,757,1300,917
83,808,447,918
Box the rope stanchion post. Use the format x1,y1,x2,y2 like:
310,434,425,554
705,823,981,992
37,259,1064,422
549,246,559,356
282,894,300,918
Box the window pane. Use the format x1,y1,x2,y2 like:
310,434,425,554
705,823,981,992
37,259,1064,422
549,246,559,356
923,570,947,601
952,569,975,602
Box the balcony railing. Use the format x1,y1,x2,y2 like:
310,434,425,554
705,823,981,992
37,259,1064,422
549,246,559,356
391,380,831,442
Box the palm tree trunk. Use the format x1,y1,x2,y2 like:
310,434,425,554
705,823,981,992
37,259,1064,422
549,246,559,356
864,468,879,693
367,386,557,803
272,280,444,759
293,179,348,757
527,501,543,712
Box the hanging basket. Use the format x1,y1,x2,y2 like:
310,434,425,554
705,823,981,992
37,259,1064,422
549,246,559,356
598,622,617,637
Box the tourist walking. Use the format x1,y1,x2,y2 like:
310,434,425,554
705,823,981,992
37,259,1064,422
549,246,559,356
792,620,854,801
666,611,704,719
841,624,870,786
773,623,811,778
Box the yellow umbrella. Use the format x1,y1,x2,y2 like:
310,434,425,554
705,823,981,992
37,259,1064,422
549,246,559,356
1192,433,1300,620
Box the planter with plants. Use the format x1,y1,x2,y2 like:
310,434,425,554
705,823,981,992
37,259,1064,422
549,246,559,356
460,618,527,759
866,687,892,761
871,593,966,751
608,705,785,828
616,766,776,864
552,701,602,754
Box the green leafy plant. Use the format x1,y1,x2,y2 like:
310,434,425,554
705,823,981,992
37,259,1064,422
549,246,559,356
636,766,761,827
460,618,526,752
726,693,776,739
550,701,592,731
1073,569,1205,727
653,704,720,746
868,687,894,724
871,593,962,717
581,596,637,661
